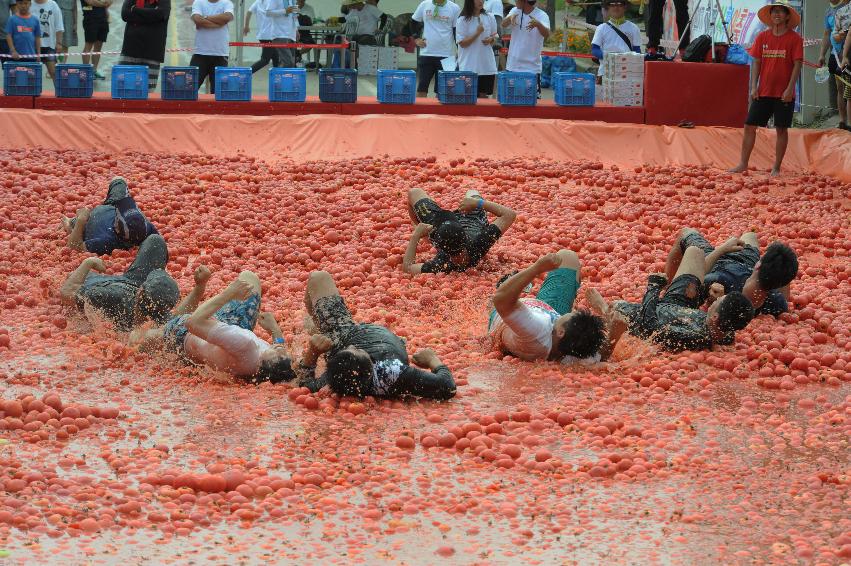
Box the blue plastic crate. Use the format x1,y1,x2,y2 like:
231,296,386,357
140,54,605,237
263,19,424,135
319,68,357,103
497,72,537,106
437,71,477,105
376,69,415,105
55,64,94,98
269,68,306,102
3,62,42,96
161,66,199,101
111,65,148,100
215,67,252,101
553,72,595,107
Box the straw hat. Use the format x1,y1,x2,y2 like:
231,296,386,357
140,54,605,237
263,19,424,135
342,0,363,6
757,1,801,29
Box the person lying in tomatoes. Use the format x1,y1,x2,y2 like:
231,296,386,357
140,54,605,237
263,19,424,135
487,250,625,364
130,269,296,385
297,270,456,400
403,187,516,275
61,177,160,256
663,228,797,318
605,243,755,352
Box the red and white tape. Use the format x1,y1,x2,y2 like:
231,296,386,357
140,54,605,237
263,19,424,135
0,41,349,59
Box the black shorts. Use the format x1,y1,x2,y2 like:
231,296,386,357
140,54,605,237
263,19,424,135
412,198,486,230
40,47,57,62
745,97,794,129
828,54,840,76
313,295,357,349
659,274,702,309
83,19,109,43
679,231,714,255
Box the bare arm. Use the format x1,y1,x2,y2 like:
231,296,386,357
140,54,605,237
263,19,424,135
782,60,802,101
172,265,211,316
704,237,744,273
66,208,90,252
493,254,559,316
750,58,761,98
257,311,284,342
59,257,105,305
458,24,484,48
458,196,516,234
402,223,431,275
191,14,219,28
185,279,251,341
205,12,233,25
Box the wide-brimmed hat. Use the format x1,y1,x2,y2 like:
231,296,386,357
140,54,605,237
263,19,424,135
341,0,363,6
757,1,800,29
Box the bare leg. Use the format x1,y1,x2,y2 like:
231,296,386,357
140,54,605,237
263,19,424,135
739,231,759,250
92,42,103,72
674,246,707,283
730,125,757,173
665,228,698,281
82,42,93,65
407,187,430,226
238,270,262,299
555,249,581,277
771,128,788,176
838,77,848,124
304,270,340,320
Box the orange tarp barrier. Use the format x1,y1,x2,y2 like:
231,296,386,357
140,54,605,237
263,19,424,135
2,110,849,181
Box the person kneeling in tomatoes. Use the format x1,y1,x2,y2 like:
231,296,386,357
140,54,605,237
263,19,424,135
61,177,160,256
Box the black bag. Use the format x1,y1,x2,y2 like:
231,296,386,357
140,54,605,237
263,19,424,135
683,34,712,62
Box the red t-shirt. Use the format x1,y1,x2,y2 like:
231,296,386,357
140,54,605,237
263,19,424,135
748,29,804,99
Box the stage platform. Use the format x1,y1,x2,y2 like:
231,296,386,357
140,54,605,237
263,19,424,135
1,92,645,123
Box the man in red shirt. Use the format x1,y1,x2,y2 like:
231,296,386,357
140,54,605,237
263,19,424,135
730,1,803,177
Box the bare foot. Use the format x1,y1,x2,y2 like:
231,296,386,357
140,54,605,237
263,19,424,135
770,168,781,177
60,216,72,234
728,164,748,173
585,287,609,315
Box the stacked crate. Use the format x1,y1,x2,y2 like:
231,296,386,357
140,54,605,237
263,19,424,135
601,52,644,107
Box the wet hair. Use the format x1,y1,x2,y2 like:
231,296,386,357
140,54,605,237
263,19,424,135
715,291,754,332
757,242,798,290
326,349,373,397
254,357,296,384
430,221,467,256
556,309,606,359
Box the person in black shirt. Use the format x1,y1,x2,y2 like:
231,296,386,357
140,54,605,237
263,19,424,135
403,188,516,274
80,0,111,79
296,270,456,400
59,234,181,332
610,244,755,352
664,228,797,318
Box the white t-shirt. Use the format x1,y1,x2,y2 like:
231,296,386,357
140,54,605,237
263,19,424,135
34,0,64,49
484,0,503,20
249,0,275,40
505,6,549,73
456,13,497,75
489,298,602,364
357,3,382,35
192,0,235,56
263,0,298,40
591,20,641,76
412,0,462,58
184,321,271,377
300,3,315,21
